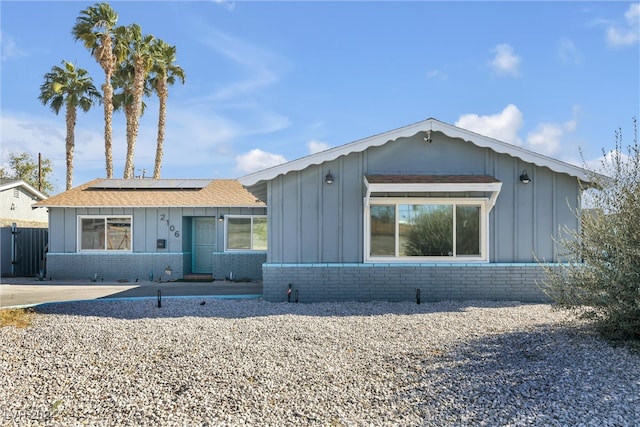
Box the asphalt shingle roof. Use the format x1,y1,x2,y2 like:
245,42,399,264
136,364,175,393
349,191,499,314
34,179,265,208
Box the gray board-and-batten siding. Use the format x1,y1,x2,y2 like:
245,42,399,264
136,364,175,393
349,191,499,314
45,206,266,281
256,131,578,302
263,132,579,264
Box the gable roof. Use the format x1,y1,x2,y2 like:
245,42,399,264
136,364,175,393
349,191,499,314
0,179,48,201
34,178,265,208
238,118,592,186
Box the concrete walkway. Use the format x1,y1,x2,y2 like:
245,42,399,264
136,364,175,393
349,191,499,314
0,277,262,308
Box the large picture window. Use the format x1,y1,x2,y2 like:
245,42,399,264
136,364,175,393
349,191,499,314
225,216,267,251
78,216,132,251
367,199,486,261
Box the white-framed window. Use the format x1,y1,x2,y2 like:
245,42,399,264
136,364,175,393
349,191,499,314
224,215,267,251
365,198,488,262
78,216,132,251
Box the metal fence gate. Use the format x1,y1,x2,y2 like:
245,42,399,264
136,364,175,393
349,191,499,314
1,225,48,278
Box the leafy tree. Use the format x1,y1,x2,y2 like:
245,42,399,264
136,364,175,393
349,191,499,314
149,39,185,179
72,2,121,179
541,117,640,344
38,60,101,190
0,152,55,195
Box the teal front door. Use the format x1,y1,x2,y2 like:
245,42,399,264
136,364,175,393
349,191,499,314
193,218,216,273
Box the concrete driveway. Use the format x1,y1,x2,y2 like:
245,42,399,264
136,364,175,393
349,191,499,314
0,277,262,308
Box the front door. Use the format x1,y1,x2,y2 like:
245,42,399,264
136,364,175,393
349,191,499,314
192,218,216,273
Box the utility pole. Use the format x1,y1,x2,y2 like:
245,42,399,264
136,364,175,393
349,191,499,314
38,152,42,191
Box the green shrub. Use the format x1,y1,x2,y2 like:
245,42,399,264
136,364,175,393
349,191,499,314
541,118,640,344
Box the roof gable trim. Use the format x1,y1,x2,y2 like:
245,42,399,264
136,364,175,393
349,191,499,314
238,118,591,186
0,180,47,201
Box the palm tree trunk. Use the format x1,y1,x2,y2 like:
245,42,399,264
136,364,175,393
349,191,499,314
103,81,114,179
65,105,76,190
153,78,168,179
124,56,146,179
99,35,115,179
123,102,137,179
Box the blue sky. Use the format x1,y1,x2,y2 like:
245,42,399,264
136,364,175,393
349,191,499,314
1,1,639,193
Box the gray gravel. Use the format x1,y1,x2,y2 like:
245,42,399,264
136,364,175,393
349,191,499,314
1,298,638,426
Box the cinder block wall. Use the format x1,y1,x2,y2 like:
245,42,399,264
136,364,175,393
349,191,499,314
46,253,184,281
212,252,266,281
262,263,552,303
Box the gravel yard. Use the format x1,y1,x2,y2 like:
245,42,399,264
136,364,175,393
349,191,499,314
1,298,638,426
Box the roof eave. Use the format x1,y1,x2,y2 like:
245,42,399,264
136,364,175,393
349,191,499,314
36,204,265,209
1,180,48,201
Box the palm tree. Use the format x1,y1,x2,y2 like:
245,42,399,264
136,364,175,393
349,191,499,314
115,24,156,179
112,59,151,177
72,2,120,179
149,39,185,179
38,61,101,190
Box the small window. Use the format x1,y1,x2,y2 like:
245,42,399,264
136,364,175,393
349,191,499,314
225,216,267,251
13,188,19,198
78,216,132,251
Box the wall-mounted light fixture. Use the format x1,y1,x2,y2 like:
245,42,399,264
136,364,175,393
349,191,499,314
424,130,432,144
218,215,224,222
325,170,334,185
10,203,16,210
519,170,531,184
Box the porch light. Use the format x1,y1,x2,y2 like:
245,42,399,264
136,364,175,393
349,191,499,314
325,170,334,185
218,215,224,222
519,170,531,184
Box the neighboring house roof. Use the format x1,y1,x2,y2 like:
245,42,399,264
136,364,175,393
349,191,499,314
238,118,593,186
33,178,265,208
0,179,48,201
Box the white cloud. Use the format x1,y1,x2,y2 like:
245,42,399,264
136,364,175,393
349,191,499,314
455,105,583,159
606,4,640,48
526,123,564,156
235,149,286,174
584,149,631,174
426,69,448,80
1,113,65,170
455,104,524,145
199,28,286,102
213,0,235,11
0,32,26,61
307,140,331,154
558,38,583,64
525,109,579,156
490,44,521,77
0,104,249,187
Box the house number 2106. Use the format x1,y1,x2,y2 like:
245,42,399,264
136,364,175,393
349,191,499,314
159,214,181,237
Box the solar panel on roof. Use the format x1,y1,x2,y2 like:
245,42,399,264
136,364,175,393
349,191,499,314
89,179,211,189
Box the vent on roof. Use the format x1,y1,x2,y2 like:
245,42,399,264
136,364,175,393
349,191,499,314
89,179,211,190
